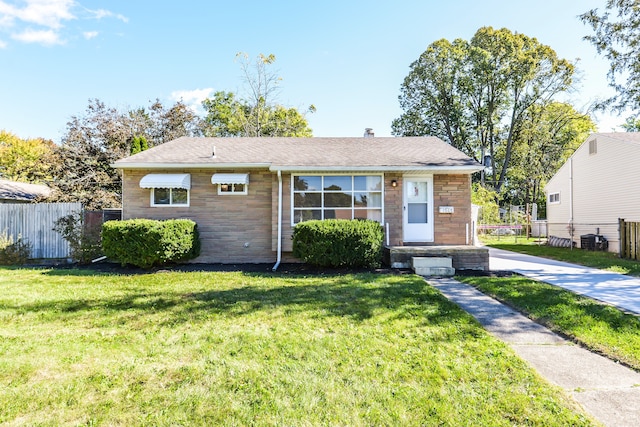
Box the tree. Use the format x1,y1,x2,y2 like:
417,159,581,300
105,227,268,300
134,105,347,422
621,116,640,132
130,135,149,155
0,130,56,183
391,38,473,153
393,27,575,194
202,53,314,137
502,102,596,213
50,99,202,209
581,1,640,112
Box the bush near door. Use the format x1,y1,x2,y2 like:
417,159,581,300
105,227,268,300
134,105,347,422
292,219,383,268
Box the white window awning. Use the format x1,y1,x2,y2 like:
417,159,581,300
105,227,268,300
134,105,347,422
140,173,191,189
211,173,249,185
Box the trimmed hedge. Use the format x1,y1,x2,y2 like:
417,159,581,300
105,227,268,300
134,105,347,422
102,219,200,269
292,219,383,268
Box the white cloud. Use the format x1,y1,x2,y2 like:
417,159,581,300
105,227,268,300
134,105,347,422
0,0,75,29
12,28,61,45
91,8,127,23
171,88,214,113
0,39,6,48
0,1,127,47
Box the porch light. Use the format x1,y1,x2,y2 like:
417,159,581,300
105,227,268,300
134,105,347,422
391,180,398,187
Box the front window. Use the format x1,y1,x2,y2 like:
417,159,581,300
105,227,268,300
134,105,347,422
292,175,383,224
218,183,247,195
548,192,560,204
152,188,189,206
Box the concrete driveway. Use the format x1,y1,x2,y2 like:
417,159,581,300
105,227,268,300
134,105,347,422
489,247,640,315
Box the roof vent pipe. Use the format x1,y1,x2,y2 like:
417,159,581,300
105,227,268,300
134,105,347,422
364,128,374,138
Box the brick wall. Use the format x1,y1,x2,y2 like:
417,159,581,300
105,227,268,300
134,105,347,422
433,174,472,245
123,169,275,263
121,170,474,264
384,173,403,246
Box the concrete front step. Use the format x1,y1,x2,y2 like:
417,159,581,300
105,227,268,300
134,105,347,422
412,256,452,268
383,246,489,271
414,266,456,276
412,257,455,276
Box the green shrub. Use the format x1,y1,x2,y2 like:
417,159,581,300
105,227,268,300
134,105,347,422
292,219,383,268
53,212,102,264
0,230,32,265
102,219,200,269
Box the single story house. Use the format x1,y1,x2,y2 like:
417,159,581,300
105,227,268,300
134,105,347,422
0,179,51,203
545,132,640,253
112,136,483,267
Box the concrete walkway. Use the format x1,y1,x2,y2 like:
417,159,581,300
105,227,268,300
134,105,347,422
428,277,640,427
489,247,640,315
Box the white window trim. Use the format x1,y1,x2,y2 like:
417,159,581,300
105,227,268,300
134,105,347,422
150,188,190,207
290,173,385,226
548,192,560,204
217,183,248,195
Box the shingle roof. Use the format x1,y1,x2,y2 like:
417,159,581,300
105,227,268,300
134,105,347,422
113,136,482,173
595,132,640,143
0,179,51,202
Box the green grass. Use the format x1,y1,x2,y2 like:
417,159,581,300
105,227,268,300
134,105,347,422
0,267,594,426
460,275,640,370
481,236,640,276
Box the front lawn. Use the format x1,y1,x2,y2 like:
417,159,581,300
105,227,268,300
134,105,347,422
0,268,593,426
460,275,640,370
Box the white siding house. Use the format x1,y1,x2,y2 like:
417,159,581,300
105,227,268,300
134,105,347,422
545,132,640,253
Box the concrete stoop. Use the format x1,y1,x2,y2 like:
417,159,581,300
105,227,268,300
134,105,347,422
412,256,455,276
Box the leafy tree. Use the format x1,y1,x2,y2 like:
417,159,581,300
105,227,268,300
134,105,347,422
393,27,575,194
202,53,314,137
581,1,640,112
50,99,202,209
0,130,56,183
471,183,500,224
392,38,472,153
502,102,596,213
621,116,640,132
130,135,149,155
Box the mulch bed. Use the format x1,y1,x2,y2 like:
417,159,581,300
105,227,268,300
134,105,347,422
26,260,514,277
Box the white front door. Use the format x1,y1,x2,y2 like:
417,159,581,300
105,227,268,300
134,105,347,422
403,176,434,243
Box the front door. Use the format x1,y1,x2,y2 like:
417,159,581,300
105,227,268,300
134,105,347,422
403,176,434,243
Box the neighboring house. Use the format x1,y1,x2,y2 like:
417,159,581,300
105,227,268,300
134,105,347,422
112,136,483,265
545,132,640,252
0,179,51,203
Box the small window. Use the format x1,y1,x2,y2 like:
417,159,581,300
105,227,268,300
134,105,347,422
589,139,597,155
218,183,247,195
548,192,560,204
151,188,189,207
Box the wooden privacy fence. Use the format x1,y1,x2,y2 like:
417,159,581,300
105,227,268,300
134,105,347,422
619,218,640,261
0,202,81,259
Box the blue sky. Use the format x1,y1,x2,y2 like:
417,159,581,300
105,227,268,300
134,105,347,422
0,0,624,142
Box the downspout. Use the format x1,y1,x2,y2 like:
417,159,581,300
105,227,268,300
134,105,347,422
569,156,574,249
272,169,283,271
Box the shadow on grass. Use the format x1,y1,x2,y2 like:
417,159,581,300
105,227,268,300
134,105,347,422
3,273,470,327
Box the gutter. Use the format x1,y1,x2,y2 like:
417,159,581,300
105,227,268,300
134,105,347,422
272,170,283,271
268,165,484,173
